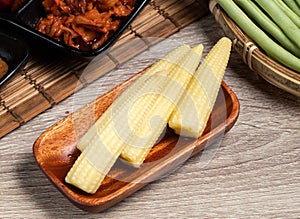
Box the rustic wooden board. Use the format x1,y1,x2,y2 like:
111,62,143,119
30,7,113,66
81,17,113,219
0,0,210,138
1,16,299,218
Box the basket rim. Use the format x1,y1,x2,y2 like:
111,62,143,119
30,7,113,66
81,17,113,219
209,0,300,95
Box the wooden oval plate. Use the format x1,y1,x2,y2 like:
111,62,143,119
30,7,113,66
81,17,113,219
33,69,240,213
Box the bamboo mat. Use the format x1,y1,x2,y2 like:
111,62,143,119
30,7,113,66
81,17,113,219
0,0,209,138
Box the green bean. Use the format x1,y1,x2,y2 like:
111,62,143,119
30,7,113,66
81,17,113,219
254,0,300,49
274,0,300,28
217,0,300,73
296,0,300,8
234,0,300,57
282,0,300,16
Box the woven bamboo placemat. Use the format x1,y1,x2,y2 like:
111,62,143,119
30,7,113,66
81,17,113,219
0,0,209,138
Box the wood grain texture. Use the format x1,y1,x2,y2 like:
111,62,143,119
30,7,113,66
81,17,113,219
33,71,239,213
0,0,209,138
0,15,299,218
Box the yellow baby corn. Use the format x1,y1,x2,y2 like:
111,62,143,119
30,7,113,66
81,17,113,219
65,45,192,194
168,37,232,138
120,44,204,167
65,71,170,194
77,44,191,151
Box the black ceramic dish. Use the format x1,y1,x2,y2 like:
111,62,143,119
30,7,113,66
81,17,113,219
0,29,29,86
0,0,149,58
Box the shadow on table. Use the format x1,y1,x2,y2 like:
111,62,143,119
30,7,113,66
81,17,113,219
14,153,91,217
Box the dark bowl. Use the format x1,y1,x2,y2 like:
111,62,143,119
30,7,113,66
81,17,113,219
0,29,29,86
0,0,149,58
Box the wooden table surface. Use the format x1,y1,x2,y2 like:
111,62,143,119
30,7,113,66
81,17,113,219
0,14,299,218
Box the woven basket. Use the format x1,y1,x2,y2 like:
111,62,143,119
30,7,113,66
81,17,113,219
209,0,300,97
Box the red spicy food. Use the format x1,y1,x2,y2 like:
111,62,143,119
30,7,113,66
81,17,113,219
0,0,27,11
0,0,13,11
0,57,8,78
36,0,136,51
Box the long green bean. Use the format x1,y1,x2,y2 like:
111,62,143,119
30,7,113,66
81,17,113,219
274,0,300,28
282,0,300,16
217,0,300,73
254,0,300,49
234,0,300,57
296,0,300,8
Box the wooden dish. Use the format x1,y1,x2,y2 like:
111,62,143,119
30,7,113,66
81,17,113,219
33,69,240,213
209,0,300,97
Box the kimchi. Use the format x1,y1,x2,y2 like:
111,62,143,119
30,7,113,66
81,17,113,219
36,0,136,50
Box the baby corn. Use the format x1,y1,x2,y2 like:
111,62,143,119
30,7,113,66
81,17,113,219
65,45,192,194
120,44,204,167
77,44,191,151
65,71,170,193
168,37,232,138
